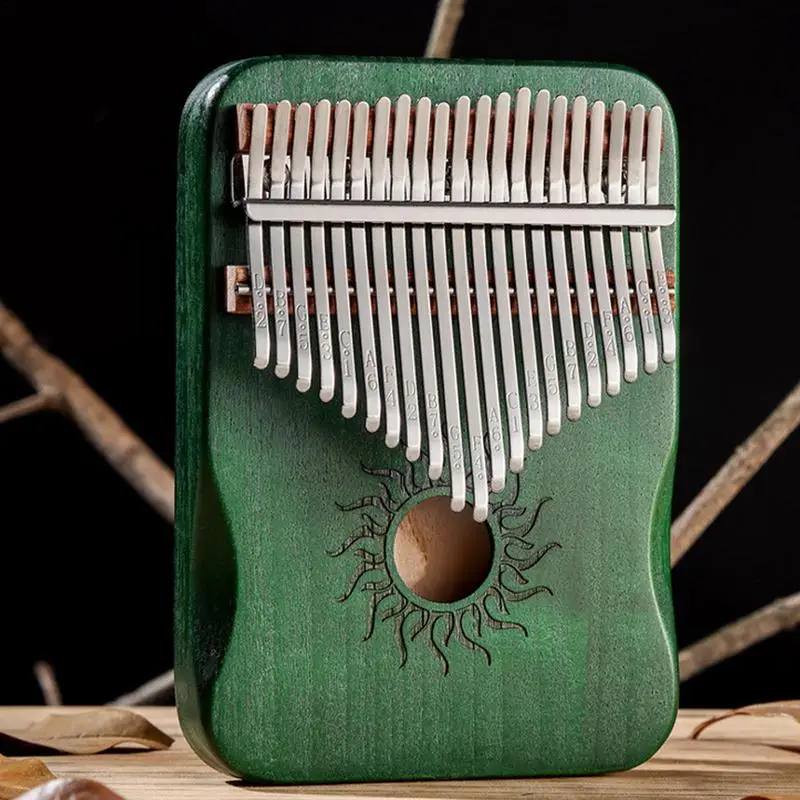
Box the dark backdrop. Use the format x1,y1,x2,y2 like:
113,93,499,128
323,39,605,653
0,0,797,707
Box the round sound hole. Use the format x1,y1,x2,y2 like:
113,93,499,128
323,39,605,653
393,495,493,603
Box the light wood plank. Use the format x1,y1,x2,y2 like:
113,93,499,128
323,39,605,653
0,707,798,799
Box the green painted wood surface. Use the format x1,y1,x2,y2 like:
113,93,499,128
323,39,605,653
175,56,680,784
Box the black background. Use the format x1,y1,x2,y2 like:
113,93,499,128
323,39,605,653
0,0,797,707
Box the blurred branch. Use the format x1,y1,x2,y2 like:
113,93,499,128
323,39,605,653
0,299,174,523
671,380,800,566
0,392,58,424
679,592,800,682
33,661,62,706
424,0,465,58
110,670,174,706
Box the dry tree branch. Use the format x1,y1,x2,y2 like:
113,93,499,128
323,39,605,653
0,392,58,424
671,380,800,566
0,299,175,523
110,670,174,706
424,0,466,58
33,661,62,706
680,592,800,682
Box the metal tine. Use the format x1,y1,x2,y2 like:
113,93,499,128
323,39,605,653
587,101,622,396
646,105,677,363
490,91,524,473
627,104,659,373
608,100,638,383
310,100,335,402
289,103,313,392
410,98,444,479
431,102,467,511
269,100,292,378
510,88,544,449
530,90,562,434
350,102,381,433
548,95,582,421
390,95,422,461
247,103,271,369
568,96,602,407
452,95,488,522
370,97,402,448
330,100,358,417
471,95,506,493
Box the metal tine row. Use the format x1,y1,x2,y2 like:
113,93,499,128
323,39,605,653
245,89,675,522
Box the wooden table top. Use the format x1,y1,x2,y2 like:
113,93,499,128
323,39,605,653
1,706,798,799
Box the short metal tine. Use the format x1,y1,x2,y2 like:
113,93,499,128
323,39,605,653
608,100,638,383
247,103,271,369
628,104,659,373
491,91,524,473
471,95,506,493
370,97,401,448
530,90,562,435
588,101,621,396
452,95,488,522
646,105,677,363
310,100,335,402
548,95,582,421
391,94,422,461
431,102,466,512
568,96,602,408
410,97,444,479
289,103,313,392
330,100,358,417
269,100,292,379
510,88,543,449
350,102,381,433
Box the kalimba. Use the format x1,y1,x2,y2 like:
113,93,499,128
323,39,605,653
175,55,680,784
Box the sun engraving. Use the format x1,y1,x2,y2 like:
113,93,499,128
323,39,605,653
328,457,560,674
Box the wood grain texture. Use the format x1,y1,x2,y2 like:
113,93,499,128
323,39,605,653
176,56,681,784
1,708,799,799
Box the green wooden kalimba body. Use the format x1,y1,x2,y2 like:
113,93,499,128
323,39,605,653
175,56,679,784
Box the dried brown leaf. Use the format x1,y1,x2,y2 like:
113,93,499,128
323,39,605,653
0,754,56,800
0,710,173,756
738,796,800,799
691,701,800,740
15,779,125,800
